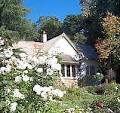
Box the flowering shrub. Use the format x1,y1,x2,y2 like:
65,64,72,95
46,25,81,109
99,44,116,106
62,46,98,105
0,37,65,113
33,85,66,100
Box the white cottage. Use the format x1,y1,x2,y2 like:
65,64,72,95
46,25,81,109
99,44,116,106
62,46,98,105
13,32,98,87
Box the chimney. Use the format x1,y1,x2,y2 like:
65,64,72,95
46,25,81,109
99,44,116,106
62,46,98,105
43,31,47,43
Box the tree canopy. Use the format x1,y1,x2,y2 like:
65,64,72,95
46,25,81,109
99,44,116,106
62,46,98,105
37,16,62,41
0,0,39,41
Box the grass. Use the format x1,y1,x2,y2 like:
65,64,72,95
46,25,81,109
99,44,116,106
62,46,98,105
45,83,120,113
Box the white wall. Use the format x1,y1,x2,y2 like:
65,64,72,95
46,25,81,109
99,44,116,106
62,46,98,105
49,37,78,58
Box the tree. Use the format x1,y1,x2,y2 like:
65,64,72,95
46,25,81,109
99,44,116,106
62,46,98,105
0,0,39,41
62,15,83,37
73,32,87,44
95,13,120,82
80,0,91,17
0,0,28,30
102,12,120,38
62,15,87,43
18,20,39,41
81,0,120,18
82,16,103,45
37,16,62,40
80,0,120,46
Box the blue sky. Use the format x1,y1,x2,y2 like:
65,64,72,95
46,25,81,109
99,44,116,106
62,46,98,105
24,0,81,22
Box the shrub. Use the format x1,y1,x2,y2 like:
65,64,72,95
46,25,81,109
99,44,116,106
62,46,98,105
78,73,104,86
0,37,65,113
104,82,120,95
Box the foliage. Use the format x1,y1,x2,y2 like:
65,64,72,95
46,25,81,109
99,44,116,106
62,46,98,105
37,16,62,40
87,82,120,95
80,0,120,45
95,36,120,73
104,82,120,95
0,0,28,29
102,12,120,38
0,26,20,45
95,13,120,77
0,0,39,41
90,0,120,18
78,73,104,86
0,38,66,113
63,15,83,36
74,32,87,44
18,20,39,41
81,0,120,18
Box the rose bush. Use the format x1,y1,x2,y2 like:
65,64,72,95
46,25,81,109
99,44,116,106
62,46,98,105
0,37,65,113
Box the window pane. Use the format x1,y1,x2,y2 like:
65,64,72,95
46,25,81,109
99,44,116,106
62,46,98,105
61,64,65,77
72,65,76,77
86,65,96,75
86,65,89,75
67,65,70,77
90,65,95,75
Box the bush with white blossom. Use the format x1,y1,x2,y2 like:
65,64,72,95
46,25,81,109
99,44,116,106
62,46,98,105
0,37,65,113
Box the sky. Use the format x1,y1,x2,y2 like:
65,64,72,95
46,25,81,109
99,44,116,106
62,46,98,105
24,0,81,22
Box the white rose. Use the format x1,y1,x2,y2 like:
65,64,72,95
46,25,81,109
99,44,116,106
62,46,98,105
52,89,64,98
47,68,54,75
51,63,61,71
7,88,11,93
15,76,22,83
13,89,25,99
33,85,42,95
36,68,43,73
0,67,6,74
0,38,4,46
6,65,11,73
10,102,18,112
29,77,33,81
22,75,29,82
4,48,13,58
47,57,57,66
16,61,27,70
24,70,28,74
41,92,48,100
27,64,33,69
38,56,47,64
19,53,27,58
49,86,54,90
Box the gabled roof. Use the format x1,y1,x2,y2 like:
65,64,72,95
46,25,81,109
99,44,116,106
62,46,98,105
41,33,79,54
13,33,81,63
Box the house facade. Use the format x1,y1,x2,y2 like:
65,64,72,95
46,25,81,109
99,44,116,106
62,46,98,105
13,32,98,87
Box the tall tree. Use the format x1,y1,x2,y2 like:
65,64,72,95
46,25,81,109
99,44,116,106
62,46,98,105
37,16,62,40
62,15,87,43
95,13,120,82
80,0,120,45
0,0,39,41
0,0,28,30
62,15,83,36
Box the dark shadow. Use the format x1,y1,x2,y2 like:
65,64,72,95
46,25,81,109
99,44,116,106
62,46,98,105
116,66,120,83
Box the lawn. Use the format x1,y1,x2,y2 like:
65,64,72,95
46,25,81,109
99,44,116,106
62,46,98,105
45,82,120,113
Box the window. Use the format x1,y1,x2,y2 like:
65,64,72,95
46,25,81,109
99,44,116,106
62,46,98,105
61,64,77,77
86,64,96,75
67,65,70,77
90,65,95,75
72,65,76,77
61,64,65,77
